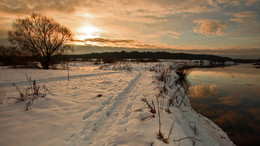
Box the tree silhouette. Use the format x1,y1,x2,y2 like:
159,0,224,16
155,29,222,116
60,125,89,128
8,13,73,69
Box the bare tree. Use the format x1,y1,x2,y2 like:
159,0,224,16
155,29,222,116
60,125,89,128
8,13,73,69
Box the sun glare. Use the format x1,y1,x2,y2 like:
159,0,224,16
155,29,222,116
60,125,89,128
74,25,102,45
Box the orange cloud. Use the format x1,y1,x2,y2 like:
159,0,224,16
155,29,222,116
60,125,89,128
228,11,256,23
193,19,227,36
73,38,154,48
0,0,80,14
1,0,260,57
0,0,218,18
72,37,184,50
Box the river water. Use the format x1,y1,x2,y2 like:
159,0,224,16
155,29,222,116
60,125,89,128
187,64,260,146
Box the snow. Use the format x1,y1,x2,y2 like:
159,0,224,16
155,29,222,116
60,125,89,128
0,61,235,146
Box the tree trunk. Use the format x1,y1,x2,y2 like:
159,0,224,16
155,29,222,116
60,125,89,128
41,55,50,69
41,62,49,69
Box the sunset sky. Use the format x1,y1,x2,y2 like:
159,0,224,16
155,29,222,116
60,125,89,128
0,0,260,59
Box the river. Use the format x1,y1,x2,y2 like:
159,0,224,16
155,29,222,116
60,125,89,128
187,64,260,146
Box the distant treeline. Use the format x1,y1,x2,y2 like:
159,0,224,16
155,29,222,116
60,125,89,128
60,51,234,61
1,49,259,66
233,58,260,63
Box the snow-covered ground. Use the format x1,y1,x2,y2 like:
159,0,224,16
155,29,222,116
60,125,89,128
0,61,235,146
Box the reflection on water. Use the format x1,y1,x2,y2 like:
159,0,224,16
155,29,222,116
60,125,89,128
187,64,260,146
189,84,218,98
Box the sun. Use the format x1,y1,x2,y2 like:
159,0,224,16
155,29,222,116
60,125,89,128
74,25,102,45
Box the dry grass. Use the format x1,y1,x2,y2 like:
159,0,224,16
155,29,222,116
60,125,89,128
12,74,52,111
176,66,191,93
141,95,156,114
145,64,200,144
173,136,201,146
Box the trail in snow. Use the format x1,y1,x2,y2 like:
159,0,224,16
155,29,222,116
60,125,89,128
69,72,142,145
0,71,119,88
0,63,235,146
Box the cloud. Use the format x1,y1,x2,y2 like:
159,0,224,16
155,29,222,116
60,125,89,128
227,11,256,23
189,84,218,98
1,0,259,58
193,19,227,36
83,38,135,44
0,28,7,38
0,0,218,15
215,0,259,6
216,0,241,6
0,0,82,14
164,31,180,39
72,38,169,49
244,0,260,5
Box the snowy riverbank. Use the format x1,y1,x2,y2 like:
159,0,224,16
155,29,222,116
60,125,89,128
0,61,235,145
